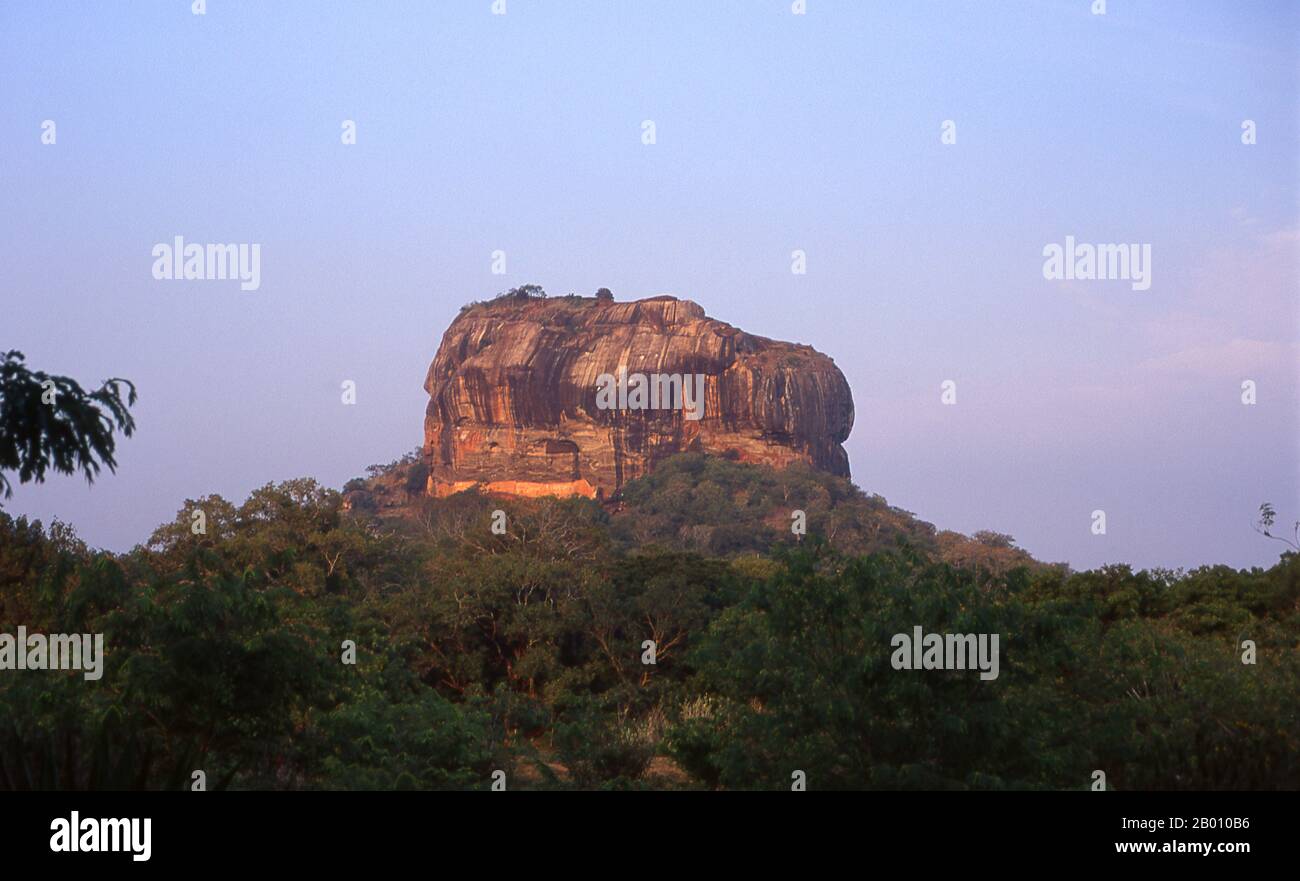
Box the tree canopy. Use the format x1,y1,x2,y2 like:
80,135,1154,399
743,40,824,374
2,455,1296,790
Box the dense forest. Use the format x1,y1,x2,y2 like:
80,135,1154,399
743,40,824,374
2,452,1296,790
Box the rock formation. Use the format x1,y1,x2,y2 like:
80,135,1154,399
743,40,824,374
423,293,853,499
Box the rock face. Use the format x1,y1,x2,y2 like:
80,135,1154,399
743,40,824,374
423,294,853,500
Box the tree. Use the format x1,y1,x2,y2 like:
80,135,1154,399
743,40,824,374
496,284,546,301
595,288,614,301
1254,502,1299,552
667,545,1084,790
0,351,137,499
972,530,1015,549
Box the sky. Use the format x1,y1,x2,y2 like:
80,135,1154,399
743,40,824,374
1,0,1297,570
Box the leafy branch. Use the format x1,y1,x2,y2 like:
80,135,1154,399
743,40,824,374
0,350,137,498
1253,501,1299,552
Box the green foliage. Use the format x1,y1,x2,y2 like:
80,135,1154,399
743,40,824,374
668,545,1300,790
666,545,1081,789
0,520,337,789
0,351,136,498
403,460,429,496
1,456,1296,790
613,453,941,557
496,283,546,301
552,699,657,789
316,686,494,790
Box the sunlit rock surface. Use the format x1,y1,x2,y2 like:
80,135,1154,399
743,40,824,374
423,294,853,499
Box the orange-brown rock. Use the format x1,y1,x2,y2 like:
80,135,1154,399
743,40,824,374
423,293,853,499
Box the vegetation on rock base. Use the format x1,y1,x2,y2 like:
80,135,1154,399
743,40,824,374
2,454,1296,790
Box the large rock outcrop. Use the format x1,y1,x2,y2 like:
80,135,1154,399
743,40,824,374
423,293,853,499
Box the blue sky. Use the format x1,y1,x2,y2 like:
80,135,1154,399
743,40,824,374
2,0,1297,569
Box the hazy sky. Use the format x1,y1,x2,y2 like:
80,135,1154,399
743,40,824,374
2,1,1297,570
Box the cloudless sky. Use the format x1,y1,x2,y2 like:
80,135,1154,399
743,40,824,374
2,0,1297,570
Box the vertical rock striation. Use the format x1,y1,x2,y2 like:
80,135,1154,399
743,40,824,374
424,294,853,499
